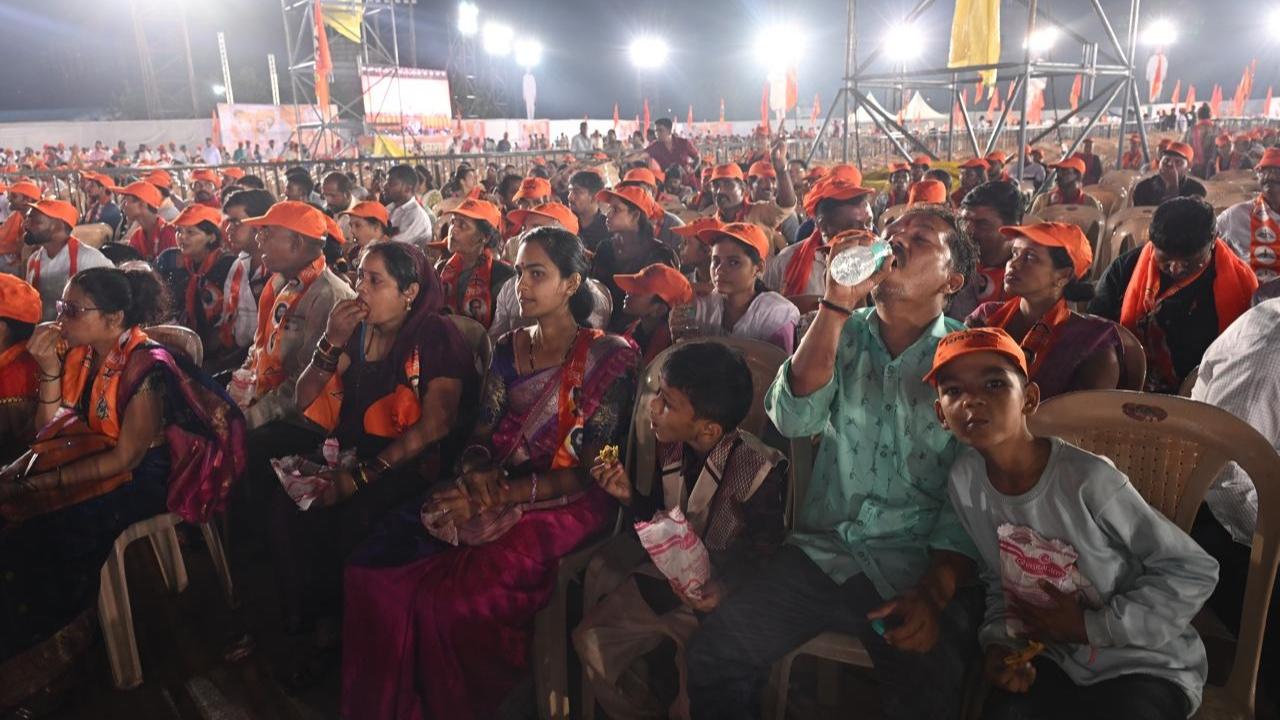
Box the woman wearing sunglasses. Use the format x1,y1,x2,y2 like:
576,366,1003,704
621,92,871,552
0,266,244,713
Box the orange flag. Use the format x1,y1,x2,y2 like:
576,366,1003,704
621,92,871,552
719,97,725,124
761,84,770,133
1185,85,1196,112
975,78,985,103
785,68,799,111
811,93,821,123
1169,79,1181,108
1265,86,1274,119
1007,80,1017,101
642,97,650,130
986,84,1000,123
687,104,694,128
1210,84,1223,118
612,103,619,129
313,0,332,118
1069,74,1082,111
953,88,968,126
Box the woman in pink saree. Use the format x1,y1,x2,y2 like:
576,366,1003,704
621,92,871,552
341,227,638,719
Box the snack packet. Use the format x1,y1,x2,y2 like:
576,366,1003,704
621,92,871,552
997,524,1099,637
227,368,257,410
270,446,357,511
635,507,711,599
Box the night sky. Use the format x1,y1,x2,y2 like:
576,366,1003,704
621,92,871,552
0,0,1269,121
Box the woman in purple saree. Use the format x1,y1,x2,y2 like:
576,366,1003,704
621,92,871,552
341,227,638,719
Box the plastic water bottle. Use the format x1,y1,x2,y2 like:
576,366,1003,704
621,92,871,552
829,240,893,287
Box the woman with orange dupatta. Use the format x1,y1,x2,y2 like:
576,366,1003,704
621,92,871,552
341,227,638,719
436,198,514,329
0,267,244,715
966,222,1122,399
1089,197,1258,393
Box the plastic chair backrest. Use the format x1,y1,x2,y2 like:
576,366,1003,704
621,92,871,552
1099,169,1141,193
1036,203,1105,251
146,324,203,366
1178,365,1199,398
1082,184,1124,216
1110,321,1146,391
1028,390,1280,717
447,314,493,387
628,337,787,498
1211,169,1256,184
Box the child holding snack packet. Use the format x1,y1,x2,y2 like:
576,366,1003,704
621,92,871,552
573,341,786,719
930,327,1219,719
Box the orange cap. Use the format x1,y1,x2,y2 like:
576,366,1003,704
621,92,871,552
507,201,581,235
1215,133,1232,147
999,221,1093,279
709,163,745,182
804,165,829,182
242,200,328,239
0,274,42,325
1050,156,1087,175
623,168,660,189
341,200,390,227
888,162,910,173
596,185,661,222
115,181,162,209
1157,138,1172,149
613,263,694,307
8,180,40,201
222,167,246,180
747,160,777,179
671,216,723,238
190,168,222,187
697,221,771,260
144,169,173,189
513,177,552,202
803,178,874,217
324,214,345,244
907,179,948,206
985,151,1007,164
911,155,932,168
442,198,504,228
30,199,80,230
1257,147,1280,170
825,164,863,185
959,157,990,171
924,327,1028,385
172,204,222,228
81,171,115,190
1163,142,1194,162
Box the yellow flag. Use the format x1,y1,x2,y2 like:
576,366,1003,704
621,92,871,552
948,0,1000,86
322,0,363,44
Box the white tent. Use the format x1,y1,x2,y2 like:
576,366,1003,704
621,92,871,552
902,92,947,122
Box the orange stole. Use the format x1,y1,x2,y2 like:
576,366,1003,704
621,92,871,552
304,346,423,438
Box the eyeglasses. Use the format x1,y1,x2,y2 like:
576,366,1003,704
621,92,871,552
56,300,103,320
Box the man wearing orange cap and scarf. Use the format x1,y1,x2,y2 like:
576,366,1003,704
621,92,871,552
1131,142,1207,207
23,200,112,320
746,160,799,244
190,168,223,209
764,175,874,299
117,181,178,260
1216,147,1280,283
1030,156,1104,214
0,181,40,277
983,151,1012,182
1090,196,1256,393
1121,134,1145,170
873,163,912,218
1216,133,1256,173
701,139,796,255
953,158,990,207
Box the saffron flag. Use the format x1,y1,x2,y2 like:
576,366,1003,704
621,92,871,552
719,97,725,124
785,68,799,111
761,84,770,133
1007,80,1017,101
643,98,650,130
986,84,1000,123
313,0,332,119
1069,74,1082,111
811,93,821,123
613,103,619,129
953,88,968,126
899,90,911,125
1169,79,1181,108
1146,51,1166,103
1027,78,1046,124
1265,86,1274,119
1185,85,1196,112
1210,84,1222,118
949,0,1001,86
687,104,694,128
975,78,985,103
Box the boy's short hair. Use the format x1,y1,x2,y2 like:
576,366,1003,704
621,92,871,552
661,342,753,432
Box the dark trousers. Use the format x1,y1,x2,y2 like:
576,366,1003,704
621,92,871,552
235,421,324,552
982,657,1188,720
685,544,983,720
1191,505,1280,695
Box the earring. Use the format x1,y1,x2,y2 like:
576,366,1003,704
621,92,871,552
405,298,412,311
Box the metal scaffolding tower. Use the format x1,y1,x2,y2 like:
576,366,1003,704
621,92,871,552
809,0,1150,183
128,0,200,119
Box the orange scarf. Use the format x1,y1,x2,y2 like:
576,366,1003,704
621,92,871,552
61,327,150,440
1119,240,1257,388
1247,195,1280,281
1121,150,1143,170
182,251,223,330
303,346,423,438
0,211,23,255
439,249,495,327
982,298,1071,380
552,328,604,469
28,237,80,289
129,218,175,259
0,342,38,400
250,256,326,398
782,228,823,297
973,265,1007,305
1049,188,1088,205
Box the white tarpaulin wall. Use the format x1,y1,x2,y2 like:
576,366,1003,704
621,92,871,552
0,119,212,152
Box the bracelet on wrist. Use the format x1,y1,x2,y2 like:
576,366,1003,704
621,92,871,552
818,299,853,317
37,372,62,383
318,336,340,355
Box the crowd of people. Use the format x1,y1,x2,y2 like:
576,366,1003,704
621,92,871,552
0,101,1277,720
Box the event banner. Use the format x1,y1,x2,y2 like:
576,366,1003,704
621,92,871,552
214,103,336,150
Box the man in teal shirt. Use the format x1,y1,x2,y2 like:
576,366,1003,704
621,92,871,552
687,210,983,719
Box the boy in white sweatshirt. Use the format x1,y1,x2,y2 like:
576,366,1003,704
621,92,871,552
928,328,1219,719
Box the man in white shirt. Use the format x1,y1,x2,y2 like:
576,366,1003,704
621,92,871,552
22,200,112,320
383,164,435,245
1215,147,1280,282
321,171,358,241
218,189,275,366
1190,296,1280,696
570,122,594,158
201,138,223,166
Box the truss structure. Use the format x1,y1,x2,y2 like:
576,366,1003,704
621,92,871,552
809,0,1150,184
279,0,410,157
128,0,200,120
447,32,508,118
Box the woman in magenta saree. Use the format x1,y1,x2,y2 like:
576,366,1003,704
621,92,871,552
341,227,638,720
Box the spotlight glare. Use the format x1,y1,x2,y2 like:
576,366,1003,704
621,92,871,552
883,22,923,62
514,38,543,69
1141,18,1177,47
629,36,669,69
482,21,514,56
457,2,479,37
